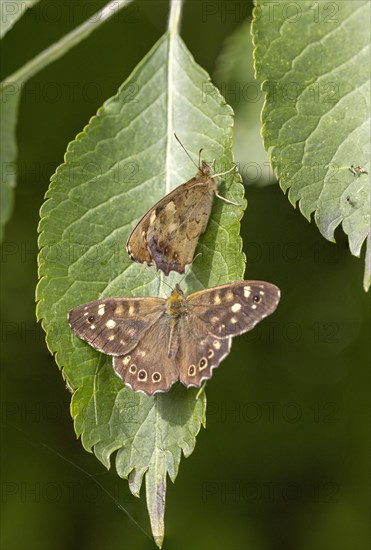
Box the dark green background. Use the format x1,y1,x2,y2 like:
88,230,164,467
1,1,369,549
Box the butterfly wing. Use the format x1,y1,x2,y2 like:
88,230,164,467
145,178,216,275
187,281,281,338
125,211,153,266
68,297,164,355
126,179,197,267
113,320,179,395
127,173,216,275
177,314,232,387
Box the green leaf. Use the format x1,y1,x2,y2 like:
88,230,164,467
214,20,276,186
0,82,21,241
0,0,39,38
37,32,245,547
252,0,370,290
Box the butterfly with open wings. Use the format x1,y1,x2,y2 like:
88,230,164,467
68,281,280,395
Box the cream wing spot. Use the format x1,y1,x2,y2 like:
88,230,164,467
122,355,131,365
108,335,115,341
115,304,124,315
213,340,221,350
230,317,238,324
244,286,251,298
106,320,116,329
251,304,257,310
213,294,221,305
90,324,96,330
164,201,176,214
231,303,241,313
98,305,105,316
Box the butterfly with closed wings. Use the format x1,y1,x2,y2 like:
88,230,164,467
126,136,238,275
68,281,280,395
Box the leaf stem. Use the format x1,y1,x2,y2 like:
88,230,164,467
1,0,134,85
168,0,184,35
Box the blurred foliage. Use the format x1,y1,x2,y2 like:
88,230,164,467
214,20,276,187
1,1,369,549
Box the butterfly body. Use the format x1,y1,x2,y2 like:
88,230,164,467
126,161,218,275
68,281,280,395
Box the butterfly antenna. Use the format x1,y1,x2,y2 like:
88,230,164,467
161,277,174,293
198,147,203,170
174,133,200,171
176,253,203,287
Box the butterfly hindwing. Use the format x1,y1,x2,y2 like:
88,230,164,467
178,324,232,388
188,281,281,338
68,297,164,355
113,321,179,394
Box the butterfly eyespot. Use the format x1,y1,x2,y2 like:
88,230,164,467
199,357,208,371
188,365,196,376
129,364,137,374
207,349,214,358
138,369,147,381
253,294,261,303
152,372,161,382
88,315,95,323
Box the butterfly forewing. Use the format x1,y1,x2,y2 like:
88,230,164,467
68,297,164,355
125,213,153,267
188,281,281,338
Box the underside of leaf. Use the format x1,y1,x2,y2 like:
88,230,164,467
252,0,370,290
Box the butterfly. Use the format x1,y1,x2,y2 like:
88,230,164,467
68,281,280,395
126,158,237,276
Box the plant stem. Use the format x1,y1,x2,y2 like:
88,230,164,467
2,0,134,85
168,0,184,34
